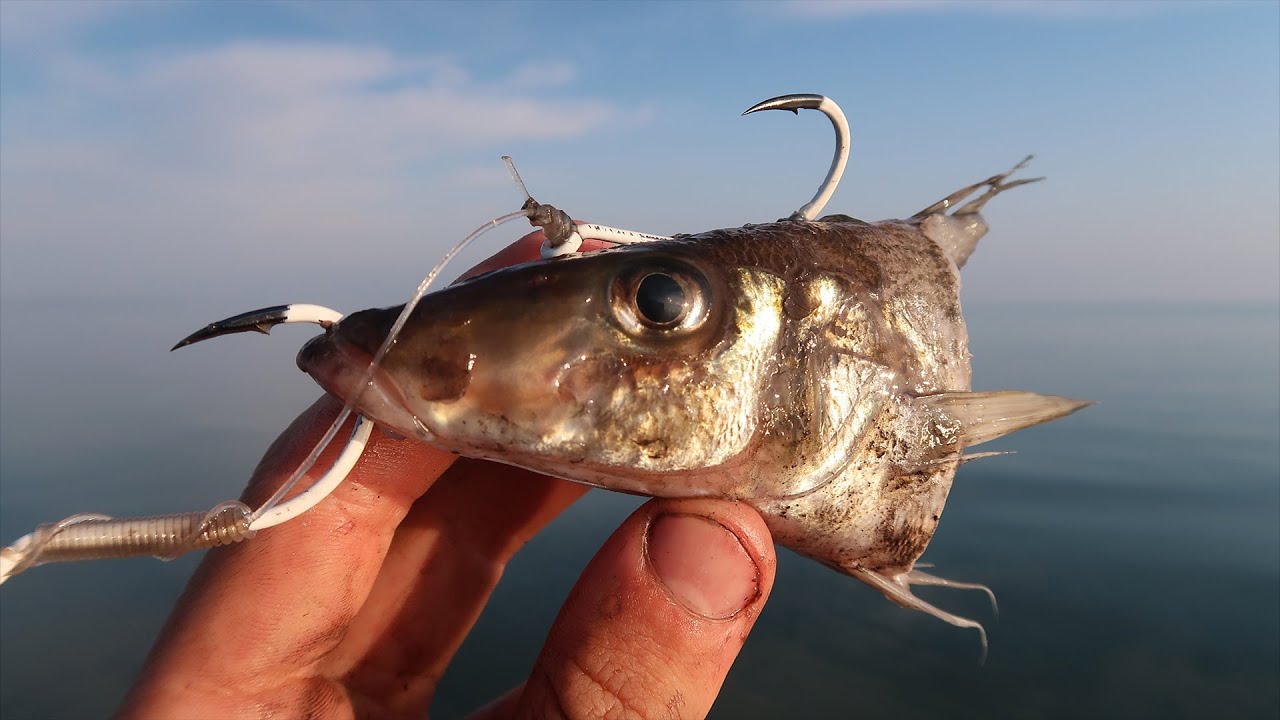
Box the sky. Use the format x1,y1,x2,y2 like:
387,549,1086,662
0,0,1277,307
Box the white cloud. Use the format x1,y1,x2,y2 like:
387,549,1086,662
0,0,144,47
5,43,617,174
0,42,627,297
781,0,1167,20
502,60,578,90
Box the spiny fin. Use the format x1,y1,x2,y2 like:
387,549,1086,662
906,569,999,619
852,567,990,663
917,450,1015,468
917,391,1090,448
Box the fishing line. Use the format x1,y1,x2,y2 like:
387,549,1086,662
0,209,536,583
248,201,668,525
1,94,852,583
501,157,672,256
248,208,536,524
1,160,693,584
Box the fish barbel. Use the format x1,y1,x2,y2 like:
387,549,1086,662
296,171,1087,648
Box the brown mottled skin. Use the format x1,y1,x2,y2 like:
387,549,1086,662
119,234,782,720
301,217,968,588
298,181,1084,636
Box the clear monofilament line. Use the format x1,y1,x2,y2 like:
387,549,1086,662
503,156,532,202
246,406,355,524
247,209,534,523
366,209,534,376
1,209,539,581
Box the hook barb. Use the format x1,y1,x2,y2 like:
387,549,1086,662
742,93,828,116
171,303,343,351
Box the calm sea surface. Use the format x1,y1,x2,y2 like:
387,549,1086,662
1,301,1277,719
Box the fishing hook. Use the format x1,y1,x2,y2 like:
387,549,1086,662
743,93,851,221
0,308,370,585
526,93,853,256
171,303,343,350
0,207,531,583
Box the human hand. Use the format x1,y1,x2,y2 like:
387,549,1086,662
118,231,778,719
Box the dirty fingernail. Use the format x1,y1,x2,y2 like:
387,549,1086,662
646,513,759,619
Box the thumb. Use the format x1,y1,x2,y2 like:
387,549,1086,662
514,497,776,719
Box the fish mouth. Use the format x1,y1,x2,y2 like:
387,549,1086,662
296,311,426,440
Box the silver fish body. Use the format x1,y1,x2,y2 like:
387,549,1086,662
297,183,1086,644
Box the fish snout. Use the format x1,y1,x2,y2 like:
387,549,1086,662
337,306,474,404
295,306,401,396
295,307,423,434
296,305,478,440
296,331,338,377
295,327,376,403
295,306,398,390
335,306,400,357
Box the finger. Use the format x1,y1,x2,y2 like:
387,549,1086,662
127,226,596,697
318,460,588,715
121,395,458,715
309,228,615,712
312,227,608,705
125,228,615,718
514,498,776,720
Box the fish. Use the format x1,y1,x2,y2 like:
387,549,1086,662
0,95,1085,657
293,157,1088,653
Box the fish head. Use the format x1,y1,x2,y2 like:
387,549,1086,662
297,240,787,489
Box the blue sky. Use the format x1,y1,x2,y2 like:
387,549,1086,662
1,0,1276,305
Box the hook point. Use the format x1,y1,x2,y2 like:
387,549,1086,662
170,304,341,351
742,93,826,116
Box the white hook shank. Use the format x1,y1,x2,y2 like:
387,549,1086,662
743,93,851,221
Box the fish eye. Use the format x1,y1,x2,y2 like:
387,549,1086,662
635,273,686,326
610,263,710,337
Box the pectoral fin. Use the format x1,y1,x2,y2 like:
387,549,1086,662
917,391,1090,448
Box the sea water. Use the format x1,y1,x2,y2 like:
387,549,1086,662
1,300,1276,719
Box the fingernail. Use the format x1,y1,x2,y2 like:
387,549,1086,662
645,513,759,619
